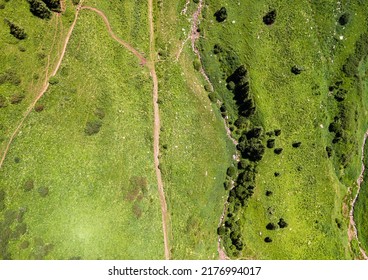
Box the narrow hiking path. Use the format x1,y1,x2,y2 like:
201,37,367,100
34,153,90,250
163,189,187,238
148,0,171,260
1,1,170,260
80,7,146,65
348,129,368,259
84,1,170,260
0,1,84,169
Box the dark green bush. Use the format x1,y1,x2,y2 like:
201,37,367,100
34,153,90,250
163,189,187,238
274,172,280,177
20,241,30,250
49,76,58,85
278,218,288,228
292,141,301,148
193,59,201,71
264,237,272,243
227,166,237,177
274,129,281,136
27,0,52,19
84,120,102,136
35,104,44,112
94,108,105,119
274,148,283,155
267,139,275,148
291,65,303,75
214,7,227,22
239,138,265,162
23,180,34,192
37,187,49,197
263,10,276,25
224,181,232,191
4,19,27,40
42,0,60,11
265,190,273,196
266,222,277,230
326,146,333,158
0,96,7,108
10,93,25,104
338,13,350,25
213,44,223,54
208,92,217,102
0,69,21,85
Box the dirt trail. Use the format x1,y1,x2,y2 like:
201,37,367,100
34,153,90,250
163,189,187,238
148,0,171,260
81,6,146,66
190,0,213,92
0,2,83,169
348,130,368,259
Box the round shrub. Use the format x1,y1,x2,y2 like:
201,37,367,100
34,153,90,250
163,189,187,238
35,104,44,112
292,141,301,148
227,166,237,177
263,10,276,25
266,222,277,230
94,108,105,119
339,13,350,25
214,7,227,22
291,65,303,75
274,148,283,155
278,218,288,228
265,190,273,196
274,129,281,136
23,180,34,192
37,187,49,197
267,139,275,148
84,120,102,136
264,237,272,243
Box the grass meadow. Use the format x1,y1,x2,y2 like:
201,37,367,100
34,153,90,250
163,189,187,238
197,0,368,259
1,1,164,259
155,1,234,259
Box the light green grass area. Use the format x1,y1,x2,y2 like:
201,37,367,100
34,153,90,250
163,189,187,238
0,0,73,153
197,0,368,259
155,1,235,259
83,0,150,57
0,8,163,259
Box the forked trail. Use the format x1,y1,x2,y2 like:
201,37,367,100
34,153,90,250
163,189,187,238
0,1,170,260
84,2,170,260
0,1,84,169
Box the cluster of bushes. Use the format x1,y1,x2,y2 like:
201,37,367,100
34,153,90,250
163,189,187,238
263,10,276,25
42,0,61,11
342,32,368,77
0,207,28,259
0,190,5,211
4,19,27,40
227,65,256,124
84,108,105,136
217,65,268,257
327,77,357,167
329,79,348,102
214,7,227,22
27,0,52,19
0,69,21,86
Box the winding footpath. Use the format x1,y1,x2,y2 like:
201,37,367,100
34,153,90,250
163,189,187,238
349,129,368,259
0,0,84,169
147,0,171,260
0,1,170,259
